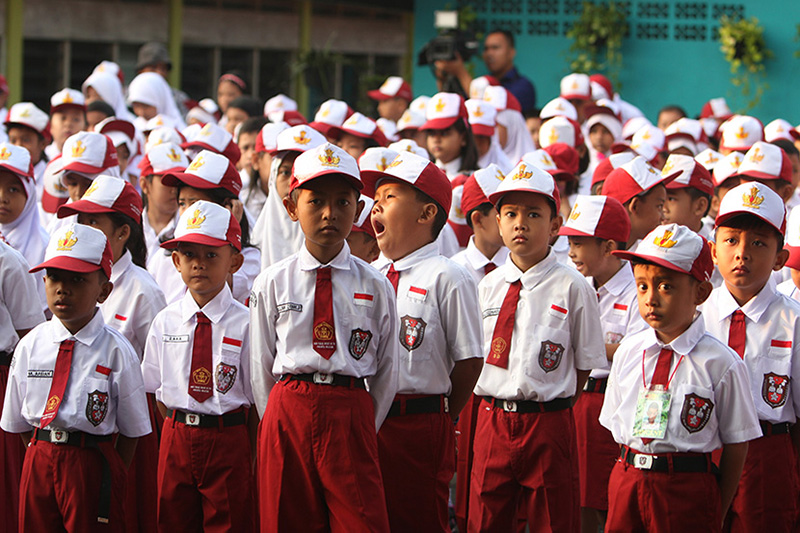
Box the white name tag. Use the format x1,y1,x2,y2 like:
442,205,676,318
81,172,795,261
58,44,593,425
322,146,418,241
483,307,501,319
277,302,303,314
163,334,189,343
28,370,54,378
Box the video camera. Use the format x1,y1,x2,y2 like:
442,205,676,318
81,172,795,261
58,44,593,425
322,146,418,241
417,11,479,66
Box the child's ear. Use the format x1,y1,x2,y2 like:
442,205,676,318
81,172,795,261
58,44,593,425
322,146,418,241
418,203,437,226
139,175,149,194
692,196,709,218
549,214,563,238
97,280,114,304
470,209,482,229
283,194,299,222
779,183,795,203
694,280,713,305
171,250,182,272
628,196,641,215
603,239,616,255
354,198,365,224
229,250,245,275
774,248,790,271
115,223,131,244
709,240,718,266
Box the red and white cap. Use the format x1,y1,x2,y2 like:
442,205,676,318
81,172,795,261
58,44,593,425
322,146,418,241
396,109,426,133
387,139,428,158
264,94,297,116
95,117,137,157
329,113,388,146
273,125,326,155
465,99,497,137
613,223,713,282
420,93,468,131
351,195,376,239
50,88,86,114
0,142,34,181
145,126,185,154
41,156,69,213
665,117,705,142
736,141,792,183
538,116,584,149
138,142,188,176
268,110,307,127
585,99,622,141
5,102,50,139
719,115,764,152
290,142,362,193
524,148,572,182
309,99,353,137
367,76,413,102
544,143,580,178
57,175,143,223
700,117,722,140
695,148,722,171
716,181,786,235
589,74,614,101
199,97,220,119
181,123,241,165
488,155,560,211
255,122,290,154
621,116,652,140
592,151,636,188
663,154,714,196
410,96,431,116
482,86,521,112
31,223,113,279
627,124,666,161
144,114,181,133
468,75,499,100
461,163,505,214
765,119,800,143
713,152,744,186
161,149,242,196
186,105,217,126
560,73,592,100
559,194,630,243
783,205,800,270
181,122,202,144
700,97,733,120
539,97,578,121
361,151,451,212
161,200,242,251
60,132,119,176
601,156,678,204
358,147,400,178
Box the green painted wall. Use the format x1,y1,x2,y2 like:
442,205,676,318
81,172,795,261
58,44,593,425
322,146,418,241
413,0,800,124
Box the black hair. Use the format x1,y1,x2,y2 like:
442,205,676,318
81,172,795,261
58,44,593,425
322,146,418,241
176,184,252,248
590,236,627,251
523,108,541,120
629,257,699,284
658,105,687,119
218,70,248,93
87,100,115,118
578,145,590,175
684,187,712,217
716,213,784,250
495,194,558,219
465,202,494,230
414,188,448,239
772,139,799,159
228,96,262,118
108,211,147,268
239,116,268,136
488,29,515,48
428,119,479,172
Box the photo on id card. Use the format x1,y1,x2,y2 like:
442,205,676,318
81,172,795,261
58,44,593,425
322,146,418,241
632,388,671,440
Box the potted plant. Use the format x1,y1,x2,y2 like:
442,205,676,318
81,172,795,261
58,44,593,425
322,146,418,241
566,2,628,88
718,15,772,110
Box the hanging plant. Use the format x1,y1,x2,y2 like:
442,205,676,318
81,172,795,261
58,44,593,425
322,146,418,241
718,16,772,111
794,23,800,59
566,2,628,88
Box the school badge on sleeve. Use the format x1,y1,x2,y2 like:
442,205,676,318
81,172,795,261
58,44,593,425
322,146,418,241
348,329,373,360
86,390,109,427
399,316,426,351
762,373,790,408
215,363,238,394
538,340,564,372
680,393,714,433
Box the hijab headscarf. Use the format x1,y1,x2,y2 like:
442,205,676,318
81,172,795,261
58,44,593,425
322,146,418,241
127,72,185,130
0,174,48,267
496,108,534,165
82,71,136,122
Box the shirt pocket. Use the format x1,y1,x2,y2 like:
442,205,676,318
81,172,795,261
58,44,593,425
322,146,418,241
82,377,112,429
522,324,571,382
397,302,435,362
755,345,792,411
601,319,626,345
339,312,378,372
669,383,718,446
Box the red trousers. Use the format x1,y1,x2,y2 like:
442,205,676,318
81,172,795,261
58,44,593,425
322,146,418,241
20,438,127,532
469,403,580,533
725,433,799,532
258,379,389,533
455,393,482,532
574,390,618,510
125,397,161,533
0,364,23,533
157,416,254,533
377,396,456,533
606,460,721,533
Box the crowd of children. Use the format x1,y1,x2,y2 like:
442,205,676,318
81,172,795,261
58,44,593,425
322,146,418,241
0,60,799,533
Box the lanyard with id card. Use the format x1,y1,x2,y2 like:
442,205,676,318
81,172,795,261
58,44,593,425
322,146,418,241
632,347,683,441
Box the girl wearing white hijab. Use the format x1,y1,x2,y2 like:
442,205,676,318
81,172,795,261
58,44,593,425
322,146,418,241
82,70,136,122
127,72,185,131
483,86,534,165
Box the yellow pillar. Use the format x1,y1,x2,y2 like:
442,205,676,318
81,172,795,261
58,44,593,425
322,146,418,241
295,0,312,118
403,12,415,85
167,0,183,89
5,0,24,104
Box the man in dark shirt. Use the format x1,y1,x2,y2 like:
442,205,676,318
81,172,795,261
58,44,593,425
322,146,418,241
482,30,537,113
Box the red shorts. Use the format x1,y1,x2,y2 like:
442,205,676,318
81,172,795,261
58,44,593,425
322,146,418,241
455,393,482,531
0,364,23,533
574,389,618,510
125,396,161,533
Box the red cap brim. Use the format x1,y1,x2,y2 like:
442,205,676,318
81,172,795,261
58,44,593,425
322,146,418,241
30,256,104,275
51,103,86,115
161,171,216,189
611,251,692,277
56,200,116,219
289,169,363,194
41,191,68,213
736,170,790,183
471,124,495,137
61,161,105,175
367,89,392,101
419,116,459,131
785,246,800,270
160,234,236,250
308,122,334,137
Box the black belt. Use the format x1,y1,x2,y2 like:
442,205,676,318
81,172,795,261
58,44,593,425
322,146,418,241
619,445,718,474
387,395,449,418
482,396,572,413
167,408,246,428
584,377,607,394
0,351,12,366
32,428,114,523
760,420,792,436
281,373,366,389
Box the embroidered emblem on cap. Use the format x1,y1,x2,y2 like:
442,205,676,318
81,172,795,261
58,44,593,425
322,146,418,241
83,180,101,198
199,124,213,137
167,148,182,162
343,115,359,127
187,155,205,171
511,164,533,181
473,106,484,117
377,157,388,171
62,93,74,104
185,209,206,229
653,229,678,248
734,126,748,139
57,230,78,251
748,147,764,163
320,106,330,118
387,158,403,169
0,147,10,160
71,140,86,158
318,148,340,167
541,153,554,166
495,169,505,181
742,186,764,209
548,128,559,144
19,108,30,118
705,153,718,165
662,159,675,174
571,80,579,90
642,130,652,140
294,130,311,145
569,206,581,221
435,98,446,113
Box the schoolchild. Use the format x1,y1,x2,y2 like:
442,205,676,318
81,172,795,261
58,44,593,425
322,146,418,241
368,76,412,123
48,89,88,161
660,153,714,239
5,102,50,186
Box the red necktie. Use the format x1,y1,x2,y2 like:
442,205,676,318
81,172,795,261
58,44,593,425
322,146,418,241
728,310,746,359
484,262,496,276
189,312,213,402
486,280,522,369
386,265,400,295
642,347,673,445
313,267,336,359
40,340,74,428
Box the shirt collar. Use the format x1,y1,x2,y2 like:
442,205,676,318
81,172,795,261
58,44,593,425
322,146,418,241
717,277,778,322
596,262,634,296
500,67,519,83
642,312,706,357
180,283,235,324
435,157,462,178
375,241,439,272
51,308,107,346
464,236,509,270
504,247,558,290
297,241,352,272
110,250,133,284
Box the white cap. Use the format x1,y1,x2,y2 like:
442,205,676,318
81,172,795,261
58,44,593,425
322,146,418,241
716,181,786,235
291,143,362,193
720,115,764,152
274,125,326,154
387,139,429,158
539,97,578,121
560,73,592,100
264,94,298,116
614,223,713,282
695,148,722,171
5,102,49,136
713,152,744,186
358,147,400,173
32,223,113,278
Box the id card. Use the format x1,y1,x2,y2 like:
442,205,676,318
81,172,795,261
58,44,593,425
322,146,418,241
632,387,671,440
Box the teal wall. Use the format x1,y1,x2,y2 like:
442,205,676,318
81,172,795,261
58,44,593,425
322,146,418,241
413,0,800,124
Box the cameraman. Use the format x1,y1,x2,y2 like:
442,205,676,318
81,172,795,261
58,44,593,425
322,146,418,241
482,30,537,113
433,56,473,98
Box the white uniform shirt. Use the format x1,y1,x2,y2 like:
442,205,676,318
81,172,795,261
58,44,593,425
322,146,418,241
599,315,761,453
701,281,800,424
142,284,253,415
101,251,166,357
250,243,399,428
777,279,800,303
588,263,647,379
374,242,483,396
142,208,178,268
1,310,151,437
475,250,606,401
450,236,509,285
0,241,45,353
